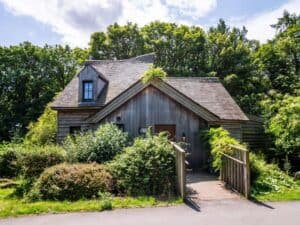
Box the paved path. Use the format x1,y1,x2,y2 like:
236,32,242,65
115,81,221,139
186,172,240,201
1,200,300,225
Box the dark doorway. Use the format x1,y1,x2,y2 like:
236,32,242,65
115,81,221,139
154,124,176,140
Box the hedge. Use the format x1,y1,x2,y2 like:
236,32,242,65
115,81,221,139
33,163,113,200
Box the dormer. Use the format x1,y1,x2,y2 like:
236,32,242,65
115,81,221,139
78,65,107,106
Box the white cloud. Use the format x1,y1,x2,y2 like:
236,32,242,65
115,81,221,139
236,0,300,43
0,0,217,47
164,0,217,20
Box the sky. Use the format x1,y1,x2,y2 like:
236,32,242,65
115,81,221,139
0,0,299,48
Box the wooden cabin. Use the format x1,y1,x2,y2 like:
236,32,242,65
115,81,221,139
51,53,250,169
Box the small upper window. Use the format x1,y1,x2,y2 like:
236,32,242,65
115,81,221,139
83,81,93,101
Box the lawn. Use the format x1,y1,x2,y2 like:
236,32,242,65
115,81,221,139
253,188,300,202
0,188,182,218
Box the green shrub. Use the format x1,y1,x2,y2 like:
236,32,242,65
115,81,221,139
108,132,176,196
98,191,113,210
64,123,129,163
0,145,20,178
34,163,113,200
19,145,66,178
201,127,245,171
14,178,35,197
24,104,57,145
141,66,167,84
250,153,298,195
0,144,65,179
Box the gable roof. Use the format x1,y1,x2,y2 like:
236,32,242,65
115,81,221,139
51,53,248,121
164,77,248,121
87,79,220,123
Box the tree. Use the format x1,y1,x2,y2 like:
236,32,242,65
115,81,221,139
254,25,300,95
89,22,146,60
142,21,207,76
262,95,300,161
207,19,269,114
271,10,300,33
24,104,57,145
89,32,108,59
0,42,78,140
72,47,89,65
255,11,300,96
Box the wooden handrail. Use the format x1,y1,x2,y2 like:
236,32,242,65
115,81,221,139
229,144,248,152
170,141,186,154
221,152,246,165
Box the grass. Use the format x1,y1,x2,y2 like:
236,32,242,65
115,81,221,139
0,188,182,218
253,188,300,202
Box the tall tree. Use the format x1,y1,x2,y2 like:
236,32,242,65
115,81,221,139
142,21,207,76
207,19,269,113
0,42,78,140
271,10,300,33
89,22,146,60
255,12,300,95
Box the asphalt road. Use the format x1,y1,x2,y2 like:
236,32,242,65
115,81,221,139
1,199,300,225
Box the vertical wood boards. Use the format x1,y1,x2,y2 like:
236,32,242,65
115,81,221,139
101,85,207,168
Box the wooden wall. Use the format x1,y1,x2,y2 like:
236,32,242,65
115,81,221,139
100,85,207,168
57,109,97,142
242,115,266,150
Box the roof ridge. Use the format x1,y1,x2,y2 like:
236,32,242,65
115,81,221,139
84,53,155,65
166,77,220,82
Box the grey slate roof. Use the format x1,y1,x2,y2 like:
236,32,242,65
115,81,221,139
165,77,248,121
52,53,248,121
52,54,154,108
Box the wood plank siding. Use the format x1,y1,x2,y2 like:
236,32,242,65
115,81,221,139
100,85,208,168
242,115,266,150
57,109,97,142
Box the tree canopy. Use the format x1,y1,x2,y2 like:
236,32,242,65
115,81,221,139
0,42,82,140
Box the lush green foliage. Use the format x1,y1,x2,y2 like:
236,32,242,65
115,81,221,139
19,145,66,178
33,163,113,201
250,153,298,195
201,127,244,171
262,95,300,157
24,105,57,145
108,132,176,196
0,43,79,141
63,123,129,163
141,66,167,83
89,22,145,60
0,188,182,218
0,146,20,178
0,144,65,179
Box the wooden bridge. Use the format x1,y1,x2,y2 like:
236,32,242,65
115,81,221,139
172,142,251,200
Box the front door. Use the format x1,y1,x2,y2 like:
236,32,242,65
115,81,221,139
154,124,176,140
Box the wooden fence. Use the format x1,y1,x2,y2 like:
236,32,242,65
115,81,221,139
171,142,186,199
220,145,250,198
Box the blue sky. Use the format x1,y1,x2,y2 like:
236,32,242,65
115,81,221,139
0,0,299,47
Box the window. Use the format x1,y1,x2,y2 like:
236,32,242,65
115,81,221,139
70,126,81,135
82,81,93,101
